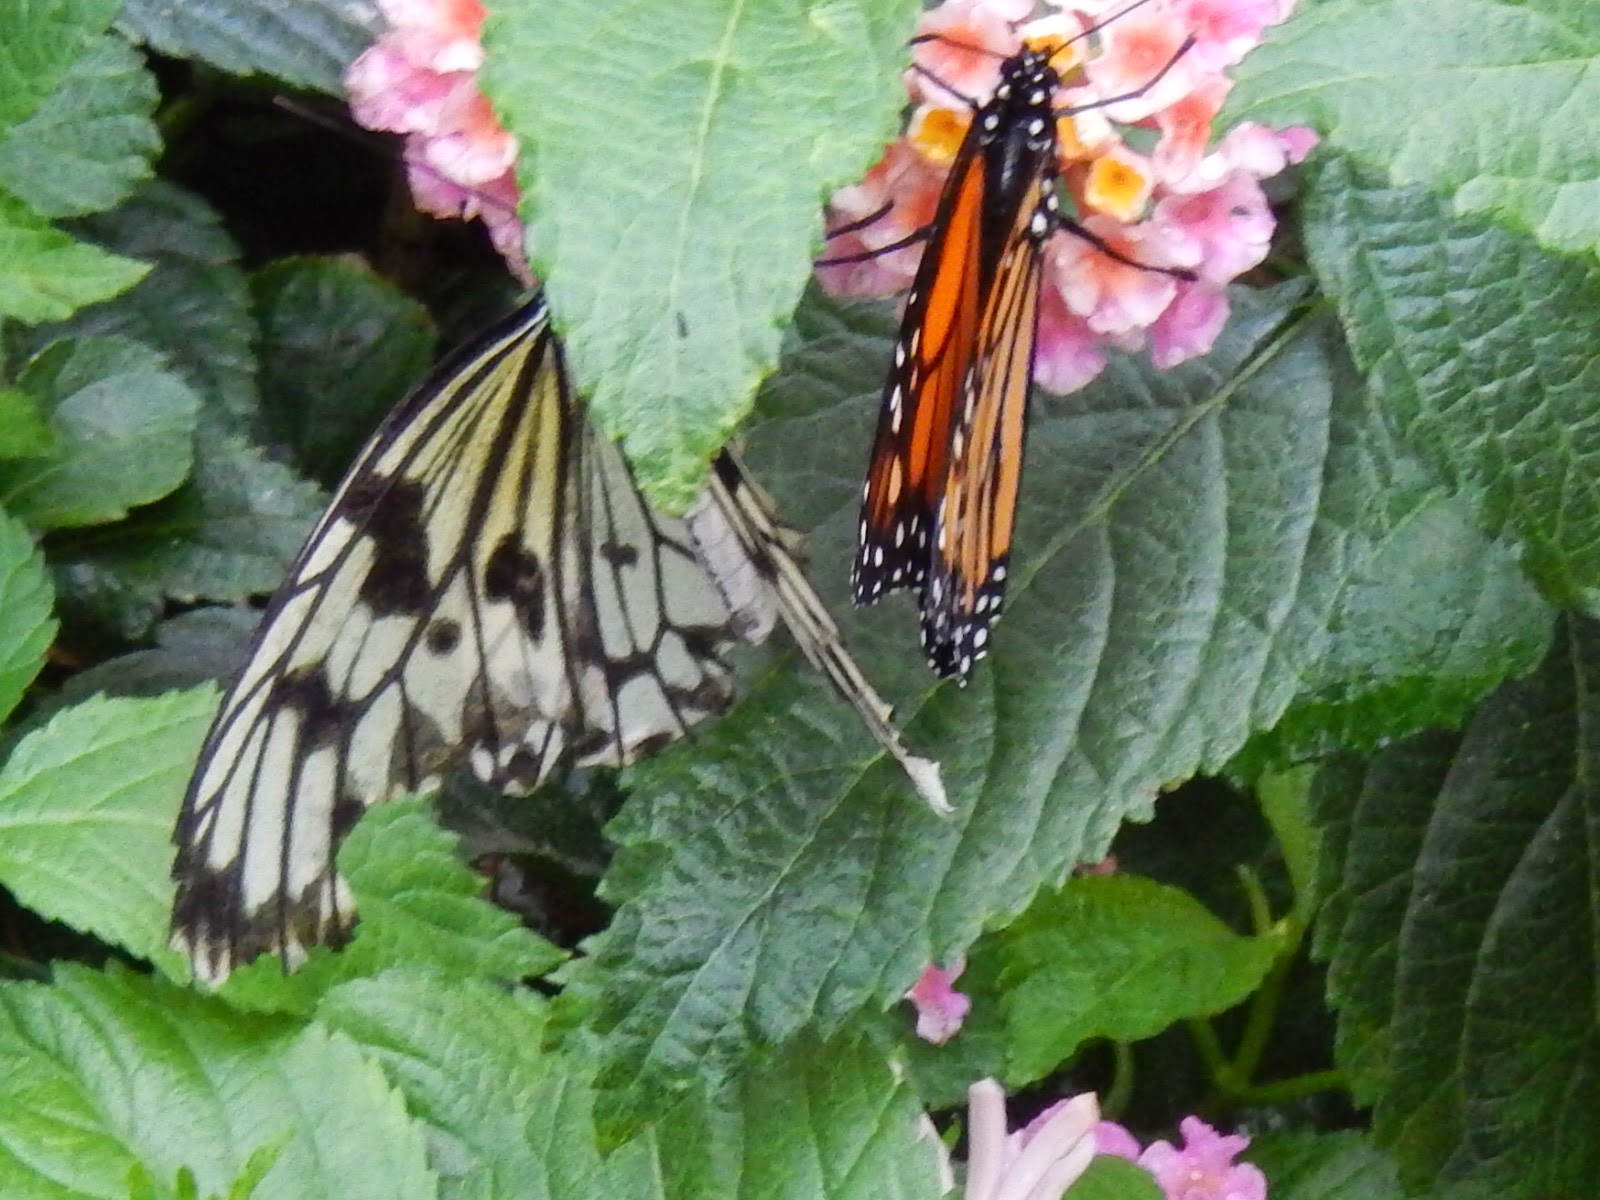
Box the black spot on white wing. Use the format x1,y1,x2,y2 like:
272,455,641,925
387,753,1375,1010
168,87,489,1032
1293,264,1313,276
483,536,547,639
349,476,433,616
274,666,349,751
599,539,639,569
425,617,460,655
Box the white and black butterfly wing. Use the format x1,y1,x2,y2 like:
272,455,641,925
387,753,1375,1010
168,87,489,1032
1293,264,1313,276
689,452,948,814
172,299,739,982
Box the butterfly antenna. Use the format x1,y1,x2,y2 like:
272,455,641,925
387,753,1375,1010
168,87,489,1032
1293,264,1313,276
1057,33,1196,116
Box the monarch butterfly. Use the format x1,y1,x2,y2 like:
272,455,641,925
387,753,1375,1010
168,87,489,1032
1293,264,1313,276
172,294,942,984
847,29,1194,681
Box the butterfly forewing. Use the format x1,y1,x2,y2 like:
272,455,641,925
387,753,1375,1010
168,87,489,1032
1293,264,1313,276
172,299,741,982
852,47,1062,682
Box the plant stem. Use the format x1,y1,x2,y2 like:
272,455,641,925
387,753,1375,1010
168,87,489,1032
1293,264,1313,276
1104,1040,1136,1117
1186,1018,1230,1080
1231,936,1292,1084
1225,1068,1348,1106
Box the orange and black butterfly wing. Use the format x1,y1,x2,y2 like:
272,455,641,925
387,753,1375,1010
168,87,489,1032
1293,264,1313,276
851,127,987,608
922,172,1049,678
852,46,1062,681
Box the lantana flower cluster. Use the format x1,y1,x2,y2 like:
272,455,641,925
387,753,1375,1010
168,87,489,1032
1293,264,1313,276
344,0,530,280
819,0,1315,393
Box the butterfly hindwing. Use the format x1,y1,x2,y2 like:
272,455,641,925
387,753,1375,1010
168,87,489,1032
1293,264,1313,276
693,453,948,813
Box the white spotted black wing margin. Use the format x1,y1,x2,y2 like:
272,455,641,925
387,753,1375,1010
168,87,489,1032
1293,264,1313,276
688,452,948,814
172,298,742,983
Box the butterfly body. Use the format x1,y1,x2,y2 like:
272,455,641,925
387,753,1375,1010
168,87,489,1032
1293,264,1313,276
852,47,1063,681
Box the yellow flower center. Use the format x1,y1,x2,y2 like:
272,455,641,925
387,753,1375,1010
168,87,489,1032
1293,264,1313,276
1084,155,1150,222
909,107,971,167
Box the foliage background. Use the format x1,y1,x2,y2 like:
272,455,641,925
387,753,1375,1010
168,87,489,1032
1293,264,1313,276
0,0,1595,1197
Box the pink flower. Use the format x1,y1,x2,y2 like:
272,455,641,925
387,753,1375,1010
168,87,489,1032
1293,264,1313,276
819,0,1307,394
1169,120,1317,194
911,0,1024,105
820,140,947,296
344,0,531,282
1149,282,1230,368
1140,1118,1267,1200
1095,1119,1143,1160
1095,1117,1268,1200
1051,216,1183,337
414,88,517,185
1078,5,1204,123
1151,174,1274,283
906,958,972,1044
1174,0,1296,72
1152,75,1232,186
345,45,470,134
1034,287,1109,393
963,1080,1100,1200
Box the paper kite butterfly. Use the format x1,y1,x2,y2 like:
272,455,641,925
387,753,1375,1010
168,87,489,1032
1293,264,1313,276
171,294,942,984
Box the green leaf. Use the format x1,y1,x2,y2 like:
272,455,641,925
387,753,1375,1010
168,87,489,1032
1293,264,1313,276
1067,1157,1164,1200
318,973,600,1200
0,335,199,528
0,34,160,218
1313,616,1600,1196
1304,156,1600,607
0,0,125,129
580,285,1552,1131
485,0,916,506
322,975,942,1200
251,257,436,487
50,425,320,638
0,390,56,459
1257,483,1553,758
0,191,148,321
629,1034,945,1200
1250,1132,1402,1200
128,1140,286,1200
0,509,54,725
1230,0,1600,253
0,688,214,963
115,0,381,94
51,182,257,426
1249,1131,1491,1200
0,965,435,1200
712,1034,945,1200
1308,739,1447,1103
214,797,565,1014
980,875,1281,1083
